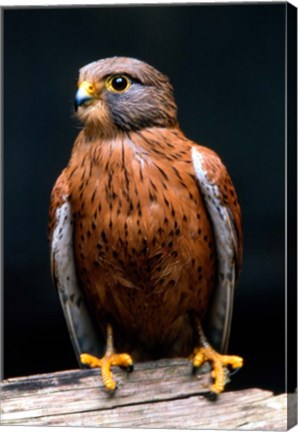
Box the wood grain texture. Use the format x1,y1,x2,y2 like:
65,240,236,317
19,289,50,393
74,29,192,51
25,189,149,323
1,359,289,429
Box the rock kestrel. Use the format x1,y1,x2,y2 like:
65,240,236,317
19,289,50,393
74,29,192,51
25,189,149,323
49,57,243,395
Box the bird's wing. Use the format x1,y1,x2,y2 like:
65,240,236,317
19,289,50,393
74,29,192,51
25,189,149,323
191,145,243,353
48,170,101,363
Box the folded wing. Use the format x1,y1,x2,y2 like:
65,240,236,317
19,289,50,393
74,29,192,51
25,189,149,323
192,146,243,353
48,170,101,362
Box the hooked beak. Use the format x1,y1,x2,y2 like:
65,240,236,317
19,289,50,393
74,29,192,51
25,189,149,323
74,81,97,111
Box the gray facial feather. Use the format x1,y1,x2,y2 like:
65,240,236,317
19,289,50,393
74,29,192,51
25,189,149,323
105,83,177,131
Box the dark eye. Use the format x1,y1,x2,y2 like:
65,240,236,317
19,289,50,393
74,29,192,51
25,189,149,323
106,75,131,93
111,76,128,91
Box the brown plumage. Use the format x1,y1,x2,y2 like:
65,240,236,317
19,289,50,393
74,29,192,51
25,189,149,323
49,57,243,394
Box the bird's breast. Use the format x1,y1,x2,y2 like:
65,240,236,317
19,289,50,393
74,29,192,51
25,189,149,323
68,134,217,351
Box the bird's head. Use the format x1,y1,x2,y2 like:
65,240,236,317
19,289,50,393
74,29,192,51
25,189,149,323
74,57,178,137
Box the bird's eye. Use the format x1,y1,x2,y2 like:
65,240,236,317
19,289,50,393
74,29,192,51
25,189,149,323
106,75,131,93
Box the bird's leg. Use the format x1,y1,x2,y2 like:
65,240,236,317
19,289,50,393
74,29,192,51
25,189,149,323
192,319,243,395
80,323,133,391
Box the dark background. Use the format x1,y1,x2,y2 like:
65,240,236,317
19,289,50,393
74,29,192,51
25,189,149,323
3,4,286,393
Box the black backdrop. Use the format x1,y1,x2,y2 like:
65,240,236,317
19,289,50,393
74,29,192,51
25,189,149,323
4,4,286,393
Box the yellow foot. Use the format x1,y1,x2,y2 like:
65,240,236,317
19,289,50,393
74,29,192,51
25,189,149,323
80,352,133,391
193,346,243,395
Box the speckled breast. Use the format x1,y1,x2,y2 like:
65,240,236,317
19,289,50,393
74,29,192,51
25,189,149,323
68,133,217,354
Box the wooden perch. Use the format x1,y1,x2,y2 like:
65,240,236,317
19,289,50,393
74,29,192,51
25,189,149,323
0,358,291,429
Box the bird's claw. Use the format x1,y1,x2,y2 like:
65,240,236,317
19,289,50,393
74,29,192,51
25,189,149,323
192,346,243,395
80,352,133,391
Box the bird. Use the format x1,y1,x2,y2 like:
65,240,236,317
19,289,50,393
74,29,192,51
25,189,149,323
48,56,243,396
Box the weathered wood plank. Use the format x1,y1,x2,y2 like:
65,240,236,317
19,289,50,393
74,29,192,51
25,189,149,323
3,390,286,429
0,359,289,430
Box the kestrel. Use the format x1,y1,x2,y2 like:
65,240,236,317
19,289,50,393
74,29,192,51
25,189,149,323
49,57,243,395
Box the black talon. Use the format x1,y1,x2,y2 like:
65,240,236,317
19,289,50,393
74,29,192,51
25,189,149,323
192,365,198,375
107,384,118,396
120,364,134,373
205,391,218,401
127,364,134,373
228,367,241,377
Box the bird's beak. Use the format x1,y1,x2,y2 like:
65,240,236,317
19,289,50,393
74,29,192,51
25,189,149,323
74,81,97,111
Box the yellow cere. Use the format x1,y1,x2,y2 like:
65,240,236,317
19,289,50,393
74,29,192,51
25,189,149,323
79,80,96,95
